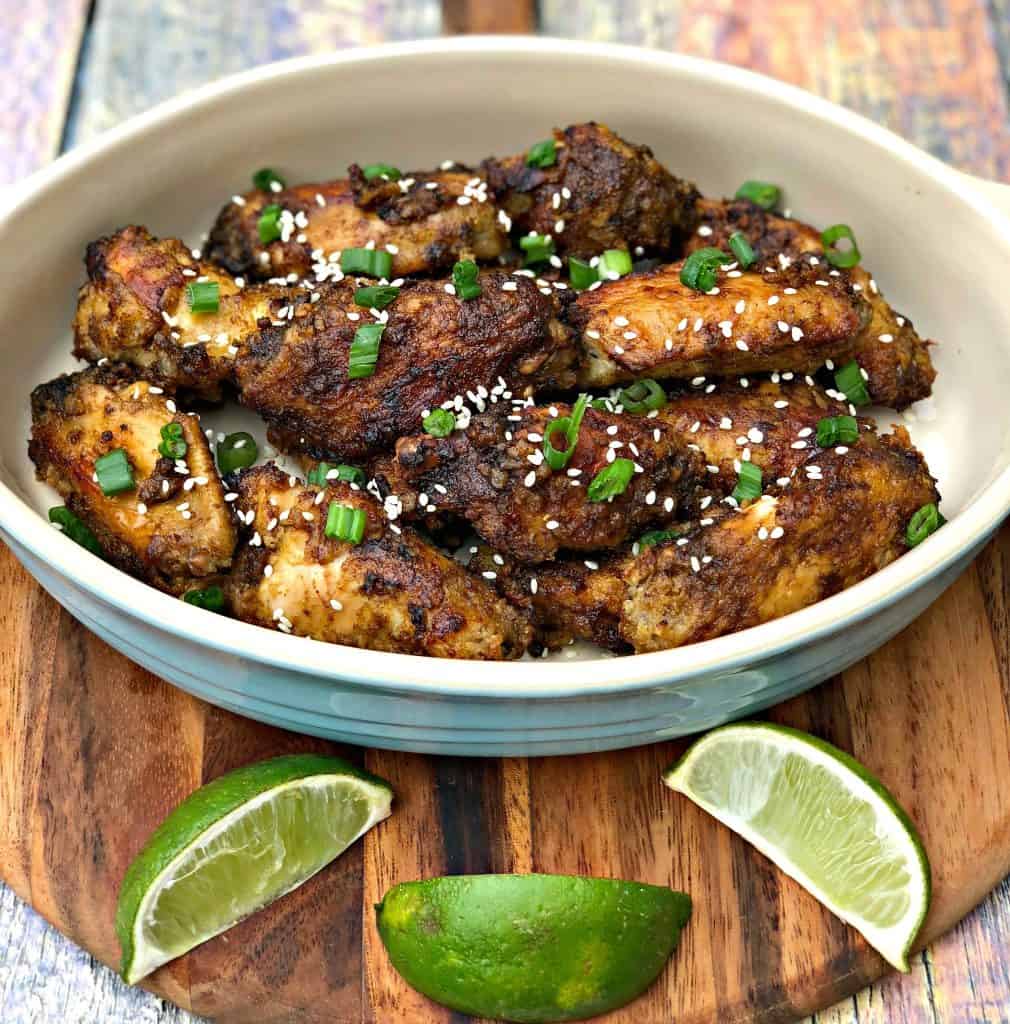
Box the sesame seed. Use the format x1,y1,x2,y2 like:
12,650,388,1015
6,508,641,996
690,556,701,572
502,281,518,292
735,339,749,351
791,440,808,449
482,571,497,580
798,427,813,438
748,428,764,443
697,225,713,237
774,400,789,409
530,578,538,594
546,520,559,530
758,527,769,540
646,490,656,505
264,564,273,578
879,333,893,343
770,526,785,539
524,470,536,487
791,326,804,341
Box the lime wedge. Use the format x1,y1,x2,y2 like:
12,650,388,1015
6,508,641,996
116,754,392,984
664,722,930,971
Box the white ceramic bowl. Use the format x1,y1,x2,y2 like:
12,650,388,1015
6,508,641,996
3,38,1009,755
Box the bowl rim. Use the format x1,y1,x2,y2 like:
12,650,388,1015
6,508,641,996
3,35,1009,699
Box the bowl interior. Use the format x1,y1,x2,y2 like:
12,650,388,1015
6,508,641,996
1,43,1007,669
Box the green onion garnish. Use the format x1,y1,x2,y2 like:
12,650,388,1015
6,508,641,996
587,458,635,503
821,224,861,268
734,180,781,210
216,432,258,476
525,139,558,169
341,248,393,278
731,461,763,505
307,462,365,486
680,247,729,292
158,421,188,460
325,502,367,544
815,414,860,447
49,506,103,557
519,233,555,267
834,360,871,406
252,168,285,191
568,257,598,291
542,394,590,471
906,502,942,547
186,281,220,314
348,324,385,379
452,260,482,300
95,449,135,496
354,285,399,309
728,231,756,269
638,528,682,550
617,378,666,414
363,163,402,182
597,249,632,280
182,586,226,612
258,204,282,244
423,409,456,437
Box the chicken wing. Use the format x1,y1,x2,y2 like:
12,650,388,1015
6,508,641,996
687,198,936,408
29,365,236,593
225,464,531,659
572,258,869,386
483,122,699,259
373,401,706,563
207,167,507,281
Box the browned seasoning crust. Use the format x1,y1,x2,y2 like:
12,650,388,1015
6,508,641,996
687,198,936,408
225,464,531,659
206,170,507,281
28,365,236,594
483,122,700,258
374,402,707,564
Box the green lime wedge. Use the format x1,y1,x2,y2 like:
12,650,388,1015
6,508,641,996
116,754,392,984
663,722,930,971
375,874,691,1022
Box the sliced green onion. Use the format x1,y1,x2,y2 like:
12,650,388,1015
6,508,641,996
325,502,367,544
519,233,555,267
638,528,682,550
525,139,557,169
423,408,456,437
821,224,861,268
252,168,285,191
542,393,590,470
341,248,393,278
308,462,365,487
216,432,258,476
348,323,385,379
186,281,220,314
452,260,482,300
906,503,942,547
834,360,871,406
815,414,860,447
354,285,399,309
363,162,402,182
568,257,598,291
731,461,763,505
617,378,666,414
680,247,729,292
158,421,188,460
257,204,282,244
587,458,635,503
597,249,632,280
728,231,756,269
49,506,103,557
95,448,135,496
734,180,781,210
182,586,225,612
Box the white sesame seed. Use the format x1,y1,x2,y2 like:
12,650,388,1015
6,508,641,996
530,578,539,594
879,333,893,343
690,556,701,572
697,225,713,237
770,526,785,539
546,520,559,531
791,326,804,341
502,281,518,292
791,440,808,449
524,470,536,487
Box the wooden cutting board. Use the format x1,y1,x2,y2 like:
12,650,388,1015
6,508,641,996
2,514,1010,1024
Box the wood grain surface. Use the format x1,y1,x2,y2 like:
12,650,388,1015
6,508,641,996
2,1,1010,1023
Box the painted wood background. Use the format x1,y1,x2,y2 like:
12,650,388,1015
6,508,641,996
1,0,1009,1021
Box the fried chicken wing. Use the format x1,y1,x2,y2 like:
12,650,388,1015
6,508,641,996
29,366,236,593
374,401,706,563
483,122,699,258
688,198,936,408
206,168,507,281
572,259,869,386
225,464,530,659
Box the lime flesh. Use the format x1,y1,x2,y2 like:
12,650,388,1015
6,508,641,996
116,754,392,984
664,722,930,971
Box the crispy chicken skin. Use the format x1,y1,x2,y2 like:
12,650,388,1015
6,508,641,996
225,464,531,659
206,169,507,281
234,272,575,461
29,366,236,593
484,122,699,258
572,258,869,386
687,198,936,408
509,428,937,652
374,402,706,563
73,226,297,398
